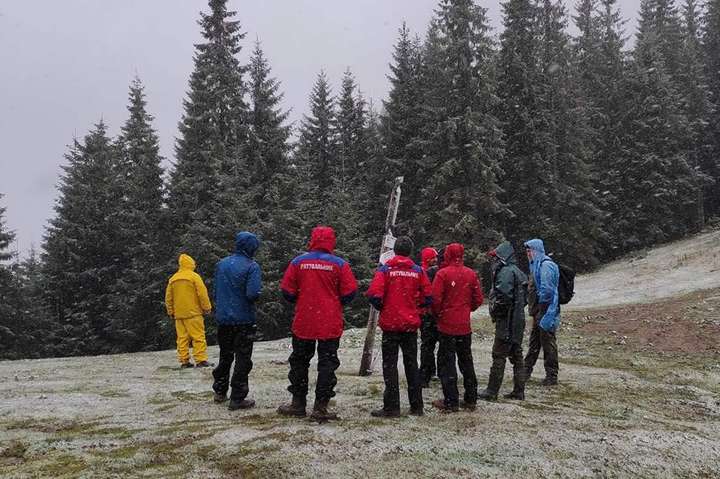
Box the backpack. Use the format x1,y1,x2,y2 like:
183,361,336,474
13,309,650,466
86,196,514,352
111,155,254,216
557,263,575,305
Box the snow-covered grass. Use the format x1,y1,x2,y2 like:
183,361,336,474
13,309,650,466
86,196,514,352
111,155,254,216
569,228,720,310
2,230,720,478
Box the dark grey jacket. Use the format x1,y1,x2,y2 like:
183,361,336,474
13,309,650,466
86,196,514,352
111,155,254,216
488,241,528,345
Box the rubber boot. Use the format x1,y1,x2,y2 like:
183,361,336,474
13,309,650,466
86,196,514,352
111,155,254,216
370,408,400,418
541,377,558,386
505,363,526,400
277,395,307,417
479,367,502,401
228,399,255,410
310,399,338,422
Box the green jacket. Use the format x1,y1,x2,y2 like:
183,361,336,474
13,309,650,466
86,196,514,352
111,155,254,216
488,241,528,345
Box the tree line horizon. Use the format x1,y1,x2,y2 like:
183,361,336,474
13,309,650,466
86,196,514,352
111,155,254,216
0,0,718,359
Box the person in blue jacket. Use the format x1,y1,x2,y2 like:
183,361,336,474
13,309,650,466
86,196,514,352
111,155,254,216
212,232,263,410
522,239,561,386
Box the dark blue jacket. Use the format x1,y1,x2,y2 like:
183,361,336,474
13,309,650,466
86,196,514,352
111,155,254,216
214,232,262,325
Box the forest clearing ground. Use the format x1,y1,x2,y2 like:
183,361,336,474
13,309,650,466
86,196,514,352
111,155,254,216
2,231,720,478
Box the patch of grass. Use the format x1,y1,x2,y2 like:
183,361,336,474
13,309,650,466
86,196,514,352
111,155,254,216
0,440,27,459
97,389,130,398
38,454,87,476
171,390,213,402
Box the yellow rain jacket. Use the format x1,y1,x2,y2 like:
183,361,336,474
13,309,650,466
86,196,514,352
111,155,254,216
165,254,212,319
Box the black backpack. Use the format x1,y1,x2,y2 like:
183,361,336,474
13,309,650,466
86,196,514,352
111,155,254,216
557,263,575,305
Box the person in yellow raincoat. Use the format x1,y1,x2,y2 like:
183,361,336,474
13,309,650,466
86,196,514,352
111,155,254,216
165,254,212,368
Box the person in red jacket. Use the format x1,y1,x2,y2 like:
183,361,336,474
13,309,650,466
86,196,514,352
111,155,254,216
277,226,358,421
431,243,484,412
367,237,432,418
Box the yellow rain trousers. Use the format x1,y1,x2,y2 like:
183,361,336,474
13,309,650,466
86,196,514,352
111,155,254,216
165,254,212,364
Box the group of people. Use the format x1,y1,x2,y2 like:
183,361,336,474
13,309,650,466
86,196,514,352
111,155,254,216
164,226,561,421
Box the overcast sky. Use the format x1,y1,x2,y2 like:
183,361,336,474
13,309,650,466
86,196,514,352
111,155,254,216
0,0,641,255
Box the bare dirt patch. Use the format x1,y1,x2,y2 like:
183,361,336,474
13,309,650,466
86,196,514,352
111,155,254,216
568,289,720,355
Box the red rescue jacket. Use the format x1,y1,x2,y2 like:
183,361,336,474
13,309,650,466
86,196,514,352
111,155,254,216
431,243,484,335
281,226,358,340
366,255,432,332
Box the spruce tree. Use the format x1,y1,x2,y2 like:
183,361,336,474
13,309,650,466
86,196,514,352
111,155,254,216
380,24,424,231
498,0,559,246
678,0,713,229
611,0,697,250
415,0,507,262
294,71,337,210
12,246,54,358
168,0,249,281
703,0,720,216
537,0,603,268
43,122,123,355
245,41,299,339
0,196,19,358
109,77,168,352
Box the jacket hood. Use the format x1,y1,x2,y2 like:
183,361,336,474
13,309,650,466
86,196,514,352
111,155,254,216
493,241,516,265
235,231,260,257
421,247,438,270
178,253,196,271
444,243,465,265
308,226,336,253
524,239,546,258
387,255,416,269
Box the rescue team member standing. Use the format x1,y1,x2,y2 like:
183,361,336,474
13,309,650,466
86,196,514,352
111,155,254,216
431,243,484,412
366,237,432,418
419,247,440,387
165,254,212,368
278,226,358,421
480,241,528,401
523,238,561,386
212,232,263,411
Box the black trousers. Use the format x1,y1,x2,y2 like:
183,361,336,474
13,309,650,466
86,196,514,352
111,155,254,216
212,324,255,400
524,318,559,380
381,331,423,411
419,314,439,383
438,333,477,407
287,335,340,402
487,338,525,394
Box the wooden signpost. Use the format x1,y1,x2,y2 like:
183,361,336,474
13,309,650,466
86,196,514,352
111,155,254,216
358,176,404,376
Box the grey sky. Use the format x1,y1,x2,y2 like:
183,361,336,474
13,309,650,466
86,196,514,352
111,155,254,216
0,0,640,255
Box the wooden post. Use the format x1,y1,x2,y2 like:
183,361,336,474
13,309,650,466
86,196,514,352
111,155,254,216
359,176,404,376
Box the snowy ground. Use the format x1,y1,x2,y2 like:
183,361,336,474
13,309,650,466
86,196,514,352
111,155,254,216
569,228,720,310
1,232,720,478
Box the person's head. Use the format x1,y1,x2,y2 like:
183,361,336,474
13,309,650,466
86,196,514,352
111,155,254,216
491,241,515,265
393,236,414,258
309,226,337,253
524,239,546,262
444,243,465,265
178,253,196,271
421,247,438,269
235,231,260,257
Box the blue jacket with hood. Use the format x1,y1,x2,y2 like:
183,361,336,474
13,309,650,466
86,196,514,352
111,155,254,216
524,239,560,332
214,232,263,325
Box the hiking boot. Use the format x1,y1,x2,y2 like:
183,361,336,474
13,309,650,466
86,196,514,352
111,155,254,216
228,399,255,410
195,361,214,368
310,399,338,422
432,399,459,413
460,400,477,411
180,362,194,369
478,389,498,401
541,377,558,387
370,408,401,418
277,396,307,417
213,392,228,403
503,390,525,400
409,407,424,417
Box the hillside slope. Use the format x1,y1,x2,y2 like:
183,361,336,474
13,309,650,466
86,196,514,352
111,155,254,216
1,231,720,478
